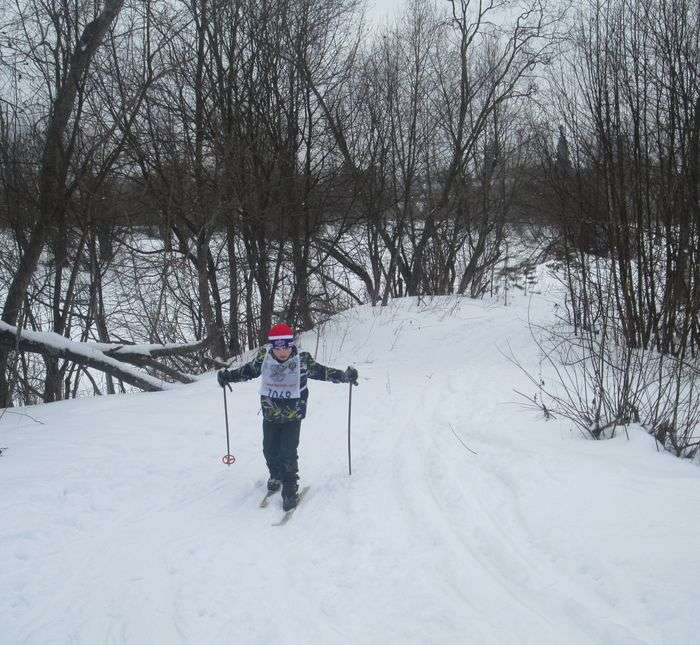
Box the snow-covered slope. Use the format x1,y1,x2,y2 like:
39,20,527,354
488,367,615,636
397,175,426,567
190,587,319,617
2,289,699,645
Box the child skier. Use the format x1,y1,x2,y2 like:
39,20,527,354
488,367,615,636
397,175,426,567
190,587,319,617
217,323,358,510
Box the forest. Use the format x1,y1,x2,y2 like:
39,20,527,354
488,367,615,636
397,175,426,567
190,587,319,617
0,0,698,456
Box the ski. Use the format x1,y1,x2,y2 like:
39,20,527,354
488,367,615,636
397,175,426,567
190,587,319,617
259,489,279,508
272,486,310,526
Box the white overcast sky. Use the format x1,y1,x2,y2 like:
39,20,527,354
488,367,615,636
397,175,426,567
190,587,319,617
366,0,405,23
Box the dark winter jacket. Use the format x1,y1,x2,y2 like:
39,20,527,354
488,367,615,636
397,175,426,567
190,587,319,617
219,347,348,422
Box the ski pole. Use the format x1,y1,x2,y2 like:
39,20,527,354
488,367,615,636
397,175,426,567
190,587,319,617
222,384,235,465
347,380,353,476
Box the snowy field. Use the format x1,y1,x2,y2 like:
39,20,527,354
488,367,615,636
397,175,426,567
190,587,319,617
2,279,699,644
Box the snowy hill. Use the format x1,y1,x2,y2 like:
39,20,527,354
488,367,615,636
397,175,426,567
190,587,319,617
2,289,699,645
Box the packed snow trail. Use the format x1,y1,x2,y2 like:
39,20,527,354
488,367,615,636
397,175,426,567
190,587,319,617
2,291,700,644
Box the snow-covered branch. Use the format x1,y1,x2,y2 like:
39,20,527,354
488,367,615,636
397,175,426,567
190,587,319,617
0,323,211,392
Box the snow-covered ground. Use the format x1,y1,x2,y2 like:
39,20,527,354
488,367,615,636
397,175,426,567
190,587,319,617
2,284,699,644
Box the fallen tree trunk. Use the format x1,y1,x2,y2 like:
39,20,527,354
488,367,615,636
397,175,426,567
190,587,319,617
95,338,211,359
98,339,211,383
0,323,212,393
101,351,197,385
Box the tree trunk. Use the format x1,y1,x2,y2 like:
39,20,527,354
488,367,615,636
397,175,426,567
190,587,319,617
0,0,126,407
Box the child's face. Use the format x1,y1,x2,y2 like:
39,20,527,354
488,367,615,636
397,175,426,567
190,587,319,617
272,346,293,361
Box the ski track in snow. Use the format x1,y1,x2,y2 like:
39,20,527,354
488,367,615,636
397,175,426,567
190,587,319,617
2,287,699,644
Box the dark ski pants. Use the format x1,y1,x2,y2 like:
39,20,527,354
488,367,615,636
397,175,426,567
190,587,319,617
262,419,301,494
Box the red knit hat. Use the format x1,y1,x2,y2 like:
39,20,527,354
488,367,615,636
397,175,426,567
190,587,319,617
268,323,294,341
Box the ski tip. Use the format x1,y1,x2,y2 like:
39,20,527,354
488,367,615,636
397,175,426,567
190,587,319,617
271,486,310,526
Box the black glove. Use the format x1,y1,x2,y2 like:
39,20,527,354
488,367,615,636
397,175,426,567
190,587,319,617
217,369,232,388
345,366,358,386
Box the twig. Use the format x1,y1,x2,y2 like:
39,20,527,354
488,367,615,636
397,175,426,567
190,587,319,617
448,423,479,455
0,410,45,425
512,388,557,420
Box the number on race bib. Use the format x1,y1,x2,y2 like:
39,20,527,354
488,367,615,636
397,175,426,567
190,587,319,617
267,389,292,399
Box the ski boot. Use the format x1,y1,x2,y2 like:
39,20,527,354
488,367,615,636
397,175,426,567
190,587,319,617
282,493,299,512
282,480,299,511
267,477,282,493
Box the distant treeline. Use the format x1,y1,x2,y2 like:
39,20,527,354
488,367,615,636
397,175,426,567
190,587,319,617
0,0,698,409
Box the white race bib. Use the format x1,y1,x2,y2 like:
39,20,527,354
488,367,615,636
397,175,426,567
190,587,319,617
259,352,301,399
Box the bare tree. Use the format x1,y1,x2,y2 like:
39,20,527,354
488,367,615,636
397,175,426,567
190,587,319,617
0,0,126,406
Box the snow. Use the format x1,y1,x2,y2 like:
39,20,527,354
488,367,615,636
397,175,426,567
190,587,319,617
89,340,206,357
2,287,699,644
0,321,97,354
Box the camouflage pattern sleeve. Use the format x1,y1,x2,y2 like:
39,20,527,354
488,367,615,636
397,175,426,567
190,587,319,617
229,347,267,382
304,352,347,383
